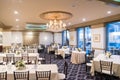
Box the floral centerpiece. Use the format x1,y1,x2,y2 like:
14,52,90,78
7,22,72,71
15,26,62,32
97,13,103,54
63,46,67,49
15,60,26,70
16,50,22,55
77,48,82,52
105,51,112,58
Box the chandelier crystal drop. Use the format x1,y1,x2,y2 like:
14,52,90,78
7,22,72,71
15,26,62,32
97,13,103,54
46,19,66,30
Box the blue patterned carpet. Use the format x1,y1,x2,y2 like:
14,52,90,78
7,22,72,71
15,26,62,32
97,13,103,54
40,53,119,80
52,59,93,80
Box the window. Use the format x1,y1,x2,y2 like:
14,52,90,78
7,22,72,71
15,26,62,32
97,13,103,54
77,26,91,54
62,30,69,46
106,21,120,54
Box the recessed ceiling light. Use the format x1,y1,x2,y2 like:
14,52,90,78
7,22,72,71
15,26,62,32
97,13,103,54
107,11,112,14
68,22,71,25
14,11,18,14
82,18,86,22
16,19,19,21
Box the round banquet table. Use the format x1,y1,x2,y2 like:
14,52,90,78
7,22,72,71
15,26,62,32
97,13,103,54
71,51,86,64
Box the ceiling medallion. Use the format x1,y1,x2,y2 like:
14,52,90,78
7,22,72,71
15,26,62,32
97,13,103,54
40,11,73,31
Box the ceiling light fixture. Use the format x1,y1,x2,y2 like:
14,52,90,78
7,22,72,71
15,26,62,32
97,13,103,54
40,11,72,31
68,22,71,25
107,11,112,14
82,18,86,22
14,11,18,14
16,19,19,21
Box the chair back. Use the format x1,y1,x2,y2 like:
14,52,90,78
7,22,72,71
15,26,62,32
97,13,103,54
28,56,37,64
38,54,46,64
3,57,7,64
27,49,36,53
22,53,29,63
14,57,22,63
0,71,7,80
100,61,113,74
91,49,95,56
64,61,68,78
36,70,51,80
6,54,15,63
49,55,51,64
14,71,29,80
88,49,95,60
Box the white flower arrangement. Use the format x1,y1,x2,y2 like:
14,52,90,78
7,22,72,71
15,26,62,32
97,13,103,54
106,51,112,58
63,46,67,49
15,60,26,70
75,48,82,52
77,48,82,52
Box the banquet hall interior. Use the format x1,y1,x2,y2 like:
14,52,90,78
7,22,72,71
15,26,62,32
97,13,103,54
0,0,120,80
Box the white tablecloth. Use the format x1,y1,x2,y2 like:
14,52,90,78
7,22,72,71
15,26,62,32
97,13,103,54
71,51,86,64
27,49,38,53
91,54,120,77
56,49,70,58
0,64,59,80
0,53,39,62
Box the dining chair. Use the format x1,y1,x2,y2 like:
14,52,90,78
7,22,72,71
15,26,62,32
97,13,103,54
64,60,68,78
98,60,113,80
22,53,29,64
38,53,46,64
100,61,113,74
6,53,14,57
6,54,15,64
28,56,37,64
3,57,7,65
27,49,36,53
14,71,29,80
58,60,68,80
87,49,95,60
0,71,7,80
14,57,22,63
85,50,95,72
36,70,51,80
49,54,52,64
38,58,46,64
85,54,92,72
57,50,64,59
86,62,92,72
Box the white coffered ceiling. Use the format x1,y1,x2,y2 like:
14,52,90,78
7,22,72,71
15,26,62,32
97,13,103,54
0,0,120,31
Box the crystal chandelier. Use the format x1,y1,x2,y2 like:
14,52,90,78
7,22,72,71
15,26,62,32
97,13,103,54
40,11,72,31
46,19,66,30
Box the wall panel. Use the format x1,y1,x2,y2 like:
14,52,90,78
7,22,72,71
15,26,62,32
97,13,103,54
23,32,39,45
